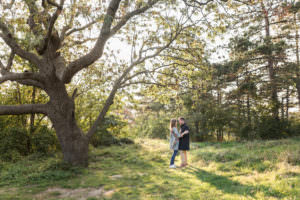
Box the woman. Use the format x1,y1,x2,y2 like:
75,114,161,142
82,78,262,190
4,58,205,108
178,117,190,167
169,119,180,169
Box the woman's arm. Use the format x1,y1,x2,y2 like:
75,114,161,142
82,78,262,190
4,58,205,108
173,128,180,140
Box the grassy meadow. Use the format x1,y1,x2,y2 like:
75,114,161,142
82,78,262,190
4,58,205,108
0,137,299,200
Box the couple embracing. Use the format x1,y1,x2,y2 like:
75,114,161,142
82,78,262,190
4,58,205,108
169,117,190,169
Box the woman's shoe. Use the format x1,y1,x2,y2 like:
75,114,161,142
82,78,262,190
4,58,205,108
169,164,176,169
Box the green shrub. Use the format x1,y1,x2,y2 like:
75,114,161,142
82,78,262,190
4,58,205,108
239,124,255,140
30,126,58,153
91,131,120,147
0,125,58,162
0,127,30,161
255,116,287,139
287,117,300,137
90,115,133,147
133,114,169,139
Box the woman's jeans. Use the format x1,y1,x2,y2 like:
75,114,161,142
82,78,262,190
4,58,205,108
170,150,178,165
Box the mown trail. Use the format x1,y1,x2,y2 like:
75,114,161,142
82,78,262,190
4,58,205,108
0,138,299,200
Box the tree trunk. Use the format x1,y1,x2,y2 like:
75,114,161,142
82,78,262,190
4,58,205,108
262,2,279,119
294,13,300,111
30,86,36,133
286,87,289,120
194,121,200,141
217,128,223,142
296,80,300,111
281,96,285,120
15,83,27,126
45,77,89,166
221,130,223,142
246,93,251,125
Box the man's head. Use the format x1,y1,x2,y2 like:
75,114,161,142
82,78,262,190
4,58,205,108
178,117,185,125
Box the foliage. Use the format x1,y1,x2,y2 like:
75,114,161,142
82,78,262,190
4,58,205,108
131,101,172,139
30,126,59,153
0,117,58,162
90,115,133,147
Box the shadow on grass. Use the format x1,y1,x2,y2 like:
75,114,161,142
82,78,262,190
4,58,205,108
193,151,242,164
192,141,245,150
89,143,156,170
186,166,285,199
0,143,153,199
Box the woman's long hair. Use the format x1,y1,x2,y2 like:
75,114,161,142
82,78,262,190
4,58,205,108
170,119,177,132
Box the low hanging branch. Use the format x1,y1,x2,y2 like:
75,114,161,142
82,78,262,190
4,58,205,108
0,104,49,115
0,72,44,85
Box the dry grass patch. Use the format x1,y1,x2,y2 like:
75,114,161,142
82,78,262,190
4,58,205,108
35,186,116,200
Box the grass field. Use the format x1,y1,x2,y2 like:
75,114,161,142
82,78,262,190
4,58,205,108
0,137,299,200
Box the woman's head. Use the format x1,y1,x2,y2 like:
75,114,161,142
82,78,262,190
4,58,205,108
170,118,177,131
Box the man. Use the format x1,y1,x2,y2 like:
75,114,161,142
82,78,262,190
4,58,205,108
178,117,190,167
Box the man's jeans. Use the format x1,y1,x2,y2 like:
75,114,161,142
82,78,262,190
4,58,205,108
170,150,178,165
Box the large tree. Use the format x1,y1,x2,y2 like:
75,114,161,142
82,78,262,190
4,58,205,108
0,0,196,166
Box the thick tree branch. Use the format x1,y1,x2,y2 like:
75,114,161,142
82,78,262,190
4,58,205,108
17,79,45,89
40,0,65,54
62,0,159,83
0,21,41,67
0,104,49,115
0,72,45,85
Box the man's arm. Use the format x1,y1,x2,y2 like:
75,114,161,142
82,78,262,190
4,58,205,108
180,130,189,137
180,126,190,137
